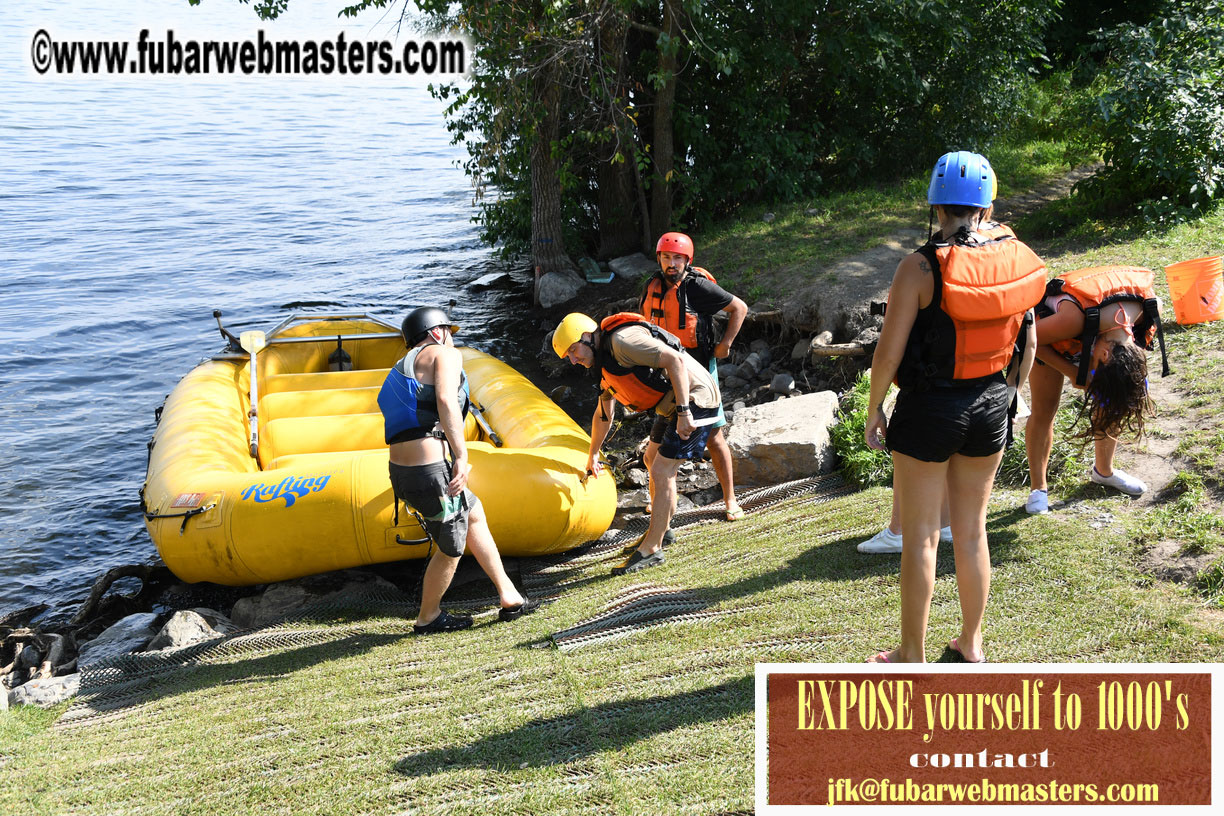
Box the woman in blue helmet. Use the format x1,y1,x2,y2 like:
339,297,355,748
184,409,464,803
864,151,1045,663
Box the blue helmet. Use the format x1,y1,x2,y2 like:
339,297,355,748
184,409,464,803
927,151,993,208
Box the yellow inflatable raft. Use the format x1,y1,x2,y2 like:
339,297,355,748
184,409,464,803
141,314,615,585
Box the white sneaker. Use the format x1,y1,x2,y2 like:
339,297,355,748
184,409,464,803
857,527,902,554
1090,467,1147,496
939,526,953,543
1026,489,1049,515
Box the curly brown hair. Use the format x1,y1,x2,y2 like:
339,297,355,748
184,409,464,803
1073,340,1154,442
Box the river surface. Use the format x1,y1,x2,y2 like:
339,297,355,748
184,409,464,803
1,1,544,618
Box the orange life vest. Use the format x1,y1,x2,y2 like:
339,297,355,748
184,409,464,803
639,267,717,351
978,221,1016,240
595,312,685,413
897,233,1047,387
1040,266,1168,386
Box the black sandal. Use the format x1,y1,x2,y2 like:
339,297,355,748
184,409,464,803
498,598,539,622
413,610,474,635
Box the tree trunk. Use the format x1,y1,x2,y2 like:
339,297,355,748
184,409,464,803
596,16,644,259
531,58,578,289
649,0,679,239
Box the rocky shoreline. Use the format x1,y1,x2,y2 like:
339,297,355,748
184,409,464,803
4,253,878,711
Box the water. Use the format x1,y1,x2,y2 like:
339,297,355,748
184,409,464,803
1,1,539,617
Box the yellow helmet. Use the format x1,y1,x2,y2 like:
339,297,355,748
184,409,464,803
552,313,597,358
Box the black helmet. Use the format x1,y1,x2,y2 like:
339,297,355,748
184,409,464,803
401,306,460,346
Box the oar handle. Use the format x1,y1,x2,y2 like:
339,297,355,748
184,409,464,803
468,398,503,448
248,351,260,459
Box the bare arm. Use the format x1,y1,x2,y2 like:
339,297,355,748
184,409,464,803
430,346,470,495
714,296,748,359
865,253,927,450
1009,310,1038,393
658,346,696,439
585,394,617,478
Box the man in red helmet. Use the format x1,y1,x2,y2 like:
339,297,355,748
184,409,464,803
641,231,748,520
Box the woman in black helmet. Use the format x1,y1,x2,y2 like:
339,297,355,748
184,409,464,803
377,306,532,634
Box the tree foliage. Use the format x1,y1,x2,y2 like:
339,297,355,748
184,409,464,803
1072,0,1224,221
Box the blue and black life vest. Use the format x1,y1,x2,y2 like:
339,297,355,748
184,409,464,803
378,346,470,445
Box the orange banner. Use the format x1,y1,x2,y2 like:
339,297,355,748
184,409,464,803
762,668,1211,806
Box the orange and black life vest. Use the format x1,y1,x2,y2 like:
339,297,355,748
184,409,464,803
896,231,1047,388
639,267,717,353
594,312,685,413
1038,266,1169,386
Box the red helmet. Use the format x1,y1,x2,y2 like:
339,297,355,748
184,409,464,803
655,232,694,263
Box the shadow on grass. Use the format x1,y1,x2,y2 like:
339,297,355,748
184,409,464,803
692,508,1033,609
73,631,404,717
392,674,753,775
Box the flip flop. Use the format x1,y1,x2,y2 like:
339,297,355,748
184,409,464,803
949,637,987,663
725,503,745,522
866,650,896,664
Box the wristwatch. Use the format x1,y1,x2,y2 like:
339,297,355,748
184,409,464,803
676,404,692,415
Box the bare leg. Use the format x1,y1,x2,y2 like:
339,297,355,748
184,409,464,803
464,501,525,609
640,454,682,554
416,553,460,627
868,452,947,663
1093,435,1119,476
945,449,1004,662
881,487,949,537
707,428,739,512
1026,363,1065,492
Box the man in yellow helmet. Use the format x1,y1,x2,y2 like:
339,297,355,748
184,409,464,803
552,310,721,574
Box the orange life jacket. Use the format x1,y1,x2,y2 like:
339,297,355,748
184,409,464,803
639,267,717,351
595,312,685,413
1040,266,1169,386
897,233,1047,387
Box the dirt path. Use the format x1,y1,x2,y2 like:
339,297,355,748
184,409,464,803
778,164,1105,341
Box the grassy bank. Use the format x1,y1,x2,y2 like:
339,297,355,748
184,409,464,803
4,159,1224,814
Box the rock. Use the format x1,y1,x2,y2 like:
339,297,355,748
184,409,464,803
814,330,834,346
624,468,649,487
617,488,651,510
726,391,839,486
230,571,400,629
761,212,776,223
749,338,771,355
805,208,821,217
717,363,740,380
8,673,80,708
549,385,573,403
790,339,810,361
470,272,512,291
724,376,749,392
77,612,160,669
733,400,747,413
770,373,796,395
675,494,697,513
608,253,657,282
741,353,763,377
536,271,585,309
147,609,241,651
18,645,41,670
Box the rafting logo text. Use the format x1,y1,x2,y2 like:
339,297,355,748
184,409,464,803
241,475,331,507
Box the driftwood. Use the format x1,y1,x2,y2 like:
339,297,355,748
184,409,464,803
70,564,159,626
809,332,869,358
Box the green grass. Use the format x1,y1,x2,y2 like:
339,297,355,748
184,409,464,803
2,479,1221,815
700,137,1086,305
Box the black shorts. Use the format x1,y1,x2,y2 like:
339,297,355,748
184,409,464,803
388,461,481,558
648,405,720,460
886,378,1008,463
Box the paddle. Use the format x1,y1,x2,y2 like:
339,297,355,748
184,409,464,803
240,330,266,459
468,396,503,448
